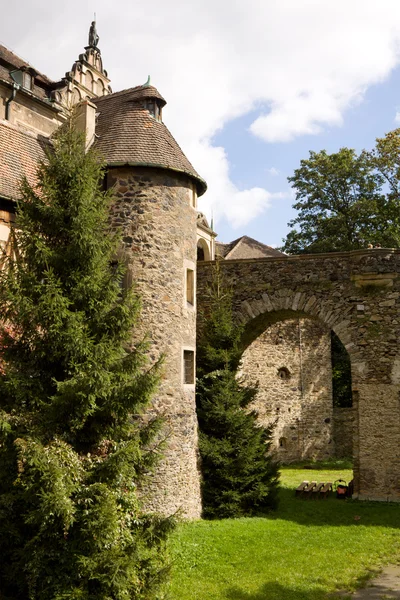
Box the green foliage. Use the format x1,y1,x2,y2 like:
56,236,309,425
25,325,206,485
0,121,174,600
196,262,279,519
331,331,352,408
282,144,398,254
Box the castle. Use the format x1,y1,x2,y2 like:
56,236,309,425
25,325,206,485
1,24,400,510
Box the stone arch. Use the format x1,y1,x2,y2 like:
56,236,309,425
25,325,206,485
197,251,400,501
197,238,210,261
237,288,359,462
237,291,355,359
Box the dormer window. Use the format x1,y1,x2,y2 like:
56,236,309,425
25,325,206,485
144,99,162,121
22,72,32,91
10,67,35,91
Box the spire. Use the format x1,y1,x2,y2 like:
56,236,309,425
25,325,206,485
143,75,151,87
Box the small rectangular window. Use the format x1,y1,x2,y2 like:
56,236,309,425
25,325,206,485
191,186,196,208
23,72,32,90
186,268,194,305
183,350,195,385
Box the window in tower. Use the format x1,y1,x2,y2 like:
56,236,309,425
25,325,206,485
183,350,195,385
186,268,195,306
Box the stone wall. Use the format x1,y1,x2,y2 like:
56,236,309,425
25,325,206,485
333,407,354,459
197,250,400,501
241,319,334,462
108,166,201,519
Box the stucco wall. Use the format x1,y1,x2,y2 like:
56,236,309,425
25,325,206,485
241,318,334,462
0,83,60,135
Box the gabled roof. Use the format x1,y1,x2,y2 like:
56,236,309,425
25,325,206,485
93,85,207,196
216,235,286,260
0,120,49,201
0,44,54,102
0,44,53,85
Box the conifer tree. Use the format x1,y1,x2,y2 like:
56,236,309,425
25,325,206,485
0,120,173,600
196,262,279,519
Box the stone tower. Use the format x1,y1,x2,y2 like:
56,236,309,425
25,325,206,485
94,83,207,518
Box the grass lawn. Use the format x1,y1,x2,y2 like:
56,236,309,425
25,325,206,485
168,461,400,599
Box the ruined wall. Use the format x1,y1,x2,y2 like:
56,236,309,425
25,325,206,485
108,166,201,519
197,250,400,502
333,407,354,459
241,318,334,462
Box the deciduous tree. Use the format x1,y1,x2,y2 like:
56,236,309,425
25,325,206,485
282,147,386,254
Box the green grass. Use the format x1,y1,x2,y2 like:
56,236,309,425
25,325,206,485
168,462,400,600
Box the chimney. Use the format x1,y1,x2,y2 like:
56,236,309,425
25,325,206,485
74,99,97,149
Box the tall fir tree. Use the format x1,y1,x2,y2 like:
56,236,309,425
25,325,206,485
0,120,174,600
196,262,279,519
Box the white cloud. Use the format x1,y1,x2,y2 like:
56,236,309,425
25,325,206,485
2,0,400,229
395,111,400,124
267,167,280,177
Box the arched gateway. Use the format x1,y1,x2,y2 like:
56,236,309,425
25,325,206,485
197,248,400,502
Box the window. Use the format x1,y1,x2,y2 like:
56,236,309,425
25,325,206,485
22,72,32,90
186,268,194,305
277,367,291,380
197,245,205,261
183,350,195,385
279,437,287,450
191,185,196,208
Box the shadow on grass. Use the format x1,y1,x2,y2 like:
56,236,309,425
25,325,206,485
263,487,400,529
226,582,327,600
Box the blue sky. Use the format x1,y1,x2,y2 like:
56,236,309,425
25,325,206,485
214,66,400,246
2,0,400,249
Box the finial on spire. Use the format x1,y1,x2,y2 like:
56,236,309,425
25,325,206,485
143,75,151,87
88,19,99,48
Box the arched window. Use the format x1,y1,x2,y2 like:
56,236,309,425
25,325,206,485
98,79,105,96
71,87,82,105
277,367,291,380
197,239,210,261
85,70,94,92
279,437,287,450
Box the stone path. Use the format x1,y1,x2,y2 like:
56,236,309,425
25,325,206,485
332,565,400,599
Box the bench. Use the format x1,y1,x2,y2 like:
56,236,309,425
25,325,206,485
319,482,332,499
295,481,309,496
302,481,317,497
311,482,325,498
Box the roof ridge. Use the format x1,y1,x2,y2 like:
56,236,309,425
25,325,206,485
225,236,246,259
241,234,277,251
94,84,162,102
0,43,54,84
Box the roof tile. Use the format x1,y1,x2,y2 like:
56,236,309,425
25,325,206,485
94,85,207,195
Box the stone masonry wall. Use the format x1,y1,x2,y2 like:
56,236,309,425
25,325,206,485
198,250,400,502
241,319,334,462
333,407,354,459
108,166,201,519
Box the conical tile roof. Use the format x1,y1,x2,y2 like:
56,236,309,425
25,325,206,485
93,84,207,196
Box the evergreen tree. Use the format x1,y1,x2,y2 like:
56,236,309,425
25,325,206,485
0,121,174,600
196,262,279,519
